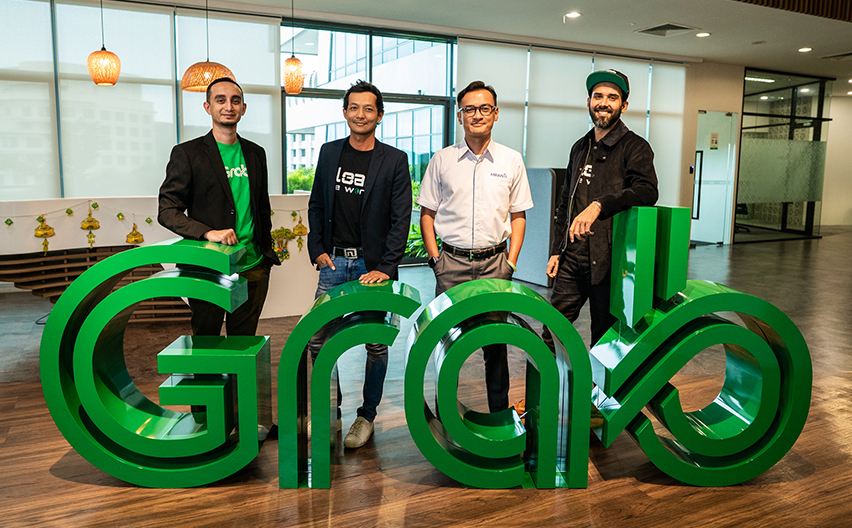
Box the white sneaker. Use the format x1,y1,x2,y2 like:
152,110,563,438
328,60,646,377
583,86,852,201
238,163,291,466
343,416,374,448
307,418,342,437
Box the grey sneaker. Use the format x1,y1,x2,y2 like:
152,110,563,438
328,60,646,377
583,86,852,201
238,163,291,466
343,416,374,448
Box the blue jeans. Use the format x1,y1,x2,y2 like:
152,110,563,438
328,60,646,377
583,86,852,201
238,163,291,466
308,256,388,422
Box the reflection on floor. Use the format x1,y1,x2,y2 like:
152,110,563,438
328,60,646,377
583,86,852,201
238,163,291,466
3,228,852,525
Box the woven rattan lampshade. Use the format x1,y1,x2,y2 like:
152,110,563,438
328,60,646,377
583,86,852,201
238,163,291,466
87,47,121,86
283,55,305,95
180,61,235,92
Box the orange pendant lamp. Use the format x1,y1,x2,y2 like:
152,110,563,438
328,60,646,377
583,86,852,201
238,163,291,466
87,0,120,86
283,0,304,95
181,0,235,92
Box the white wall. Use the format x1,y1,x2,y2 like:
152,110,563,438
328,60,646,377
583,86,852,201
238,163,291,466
823,94,852,226
679,62,745,242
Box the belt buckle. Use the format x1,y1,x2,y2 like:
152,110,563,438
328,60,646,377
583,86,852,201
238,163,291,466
344,248,358,259
468,250,475,261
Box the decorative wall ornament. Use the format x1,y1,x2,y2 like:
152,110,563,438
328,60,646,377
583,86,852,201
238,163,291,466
34,215,55,254
271,227,295,261
293,216,307,251
81,207,100,248
126,223,144,245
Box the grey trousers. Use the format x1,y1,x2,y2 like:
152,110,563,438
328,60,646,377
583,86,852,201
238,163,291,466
433,249,514,412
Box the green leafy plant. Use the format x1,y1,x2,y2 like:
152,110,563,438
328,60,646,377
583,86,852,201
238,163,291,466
405,223,439,259
287,167,316,193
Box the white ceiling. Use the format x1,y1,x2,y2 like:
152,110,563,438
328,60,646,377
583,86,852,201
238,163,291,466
234,0,852,92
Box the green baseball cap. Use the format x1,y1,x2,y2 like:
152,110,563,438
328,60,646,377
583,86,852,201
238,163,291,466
586,69,630,101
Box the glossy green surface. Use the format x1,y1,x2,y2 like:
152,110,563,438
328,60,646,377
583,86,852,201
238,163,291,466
405,279,591,489
40,206,812,490
593,207,812,486
277,280,421,489
653,206,690,301
610,207,658,328
40,238,273,488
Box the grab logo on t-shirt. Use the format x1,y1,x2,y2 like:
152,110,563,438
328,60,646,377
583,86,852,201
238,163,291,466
335,167,365,194
225,164,248,179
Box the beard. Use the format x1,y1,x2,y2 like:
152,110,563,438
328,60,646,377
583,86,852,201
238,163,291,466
589,104,622,130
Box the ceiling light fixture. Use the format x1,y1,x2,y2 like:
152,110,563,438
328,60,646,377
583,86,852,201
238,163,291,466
696,32,711,37
283,0,305,95
760,96,769,100
801,88,810,92
181,0,235,92
798,47,812,53
745,76,775,83
848,91,852,95
563,12,581,22
87,0,120,86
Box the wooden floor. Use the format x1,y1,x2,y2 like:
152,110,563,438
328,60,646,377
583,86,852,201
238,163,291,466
3,228,852,527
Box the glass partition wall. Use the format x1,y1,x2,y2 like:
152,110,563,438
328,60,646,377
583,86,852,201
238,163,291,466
735,69,832,242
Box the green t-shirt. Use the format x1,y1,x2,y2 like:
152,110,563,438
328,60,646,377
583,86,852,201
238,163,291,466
217,141,263,271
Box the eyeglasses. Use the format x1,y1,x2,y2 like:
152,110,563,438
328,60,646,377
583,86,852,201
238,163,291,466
459,104,496,117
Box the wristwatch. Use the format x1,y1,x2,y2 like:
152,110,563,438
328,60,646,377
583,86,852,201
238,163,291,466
428,256,439,268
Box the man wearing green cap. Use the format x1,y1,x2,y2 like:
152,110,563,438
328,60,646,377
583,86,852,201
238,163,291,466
543,69,658,349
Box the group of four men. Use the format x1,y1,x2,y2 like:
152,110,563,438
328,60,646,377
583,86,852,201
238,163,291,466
157,69,658,449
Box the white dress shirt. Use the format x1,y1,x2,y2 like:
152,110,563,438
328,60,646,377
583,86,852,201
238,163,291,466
416,139,533,249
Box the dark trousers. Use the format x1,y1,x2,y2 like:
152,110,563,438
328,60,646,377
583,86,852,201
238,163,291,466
189,260,272,336
542,244,615,350
433,249,514,413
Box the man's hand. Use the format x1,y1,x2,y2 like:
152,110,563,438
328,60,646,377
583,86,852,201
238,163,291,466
360,270,389,284
568,202,601,242
204,229,238,245
546,255,560,278
315,253,336,270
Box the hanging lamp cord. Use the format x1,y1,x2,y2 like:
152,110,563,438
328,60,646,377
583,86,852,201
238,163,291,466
99,0,106,50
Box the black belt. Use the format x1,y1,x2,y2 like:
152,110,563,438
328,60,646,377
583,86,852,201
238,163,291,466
442,241,506,261
332,246,363,259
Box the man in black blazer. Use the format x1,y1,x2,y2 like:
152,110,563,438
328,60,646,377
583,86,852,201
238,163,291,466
158,77,279,337
307,81,412,449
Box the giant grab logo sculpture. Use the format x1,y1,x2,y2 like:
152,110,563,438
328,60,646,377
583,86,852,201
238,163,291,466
40,206,812,489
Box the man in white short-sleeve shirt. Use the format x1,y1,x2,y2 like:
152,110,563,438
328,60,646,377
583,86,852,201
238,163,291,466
417,80,533,413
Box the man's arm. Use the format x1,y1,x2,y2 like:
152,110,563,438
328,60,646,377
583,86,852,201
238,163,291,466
158,144,232,242
595,137,659,220
507,211,526,267
420,207,440,258
361,151,412,283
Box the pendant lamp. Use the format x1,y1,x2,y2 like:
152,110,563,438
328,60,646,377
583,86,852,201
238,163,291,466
87,0,120,86
181,0,235,92
283,0,304,95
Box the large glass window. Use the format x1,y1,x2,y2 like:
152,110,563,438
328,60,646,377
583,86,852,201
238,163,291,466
56,1,175,198
736,69,831,242
281,24,456,260
1,0,60,200
177,11,282,193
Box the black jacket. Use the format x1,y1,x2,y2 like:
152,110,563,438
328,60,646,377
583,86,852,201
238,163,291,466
307,138,412,280
158,130,279,266
550,120,658,285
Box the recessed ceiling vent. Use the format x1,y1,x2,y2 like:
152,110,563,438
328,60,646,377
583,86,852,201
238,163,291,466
636,23,698,37
820,51,852,61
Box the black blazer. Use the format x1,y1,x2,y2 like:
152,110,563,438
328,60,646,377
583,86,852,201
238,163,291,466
307,138,412,279
158,130,279,266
